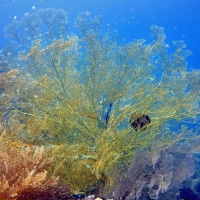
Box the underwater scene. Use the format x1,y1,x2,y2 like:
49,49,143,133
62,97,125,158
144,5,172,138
0,0,200,199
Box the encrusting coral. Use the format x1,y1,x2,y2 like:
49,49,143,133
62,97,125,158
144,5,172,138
1,8,200,197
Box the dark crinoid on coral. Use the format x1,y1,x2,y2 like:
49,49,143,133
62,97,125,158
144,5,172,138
129,113,151,132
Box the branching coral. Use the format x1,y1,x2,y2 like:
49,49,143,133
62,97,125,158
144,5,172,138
0,133,63,200
1,10,200,194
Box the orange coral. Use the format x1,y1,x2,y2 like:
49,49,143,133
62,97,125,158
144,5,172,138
0,140,59,200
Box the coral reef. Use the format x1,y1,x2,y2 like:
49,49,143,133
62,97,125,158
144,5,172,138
1,9,199,197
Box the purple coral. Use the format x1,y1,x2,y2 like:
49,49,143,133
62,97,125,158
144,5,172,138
101,137,196,200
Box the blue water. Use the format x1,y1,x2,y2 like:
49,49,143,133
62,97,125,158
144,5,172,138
0,0,200,69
